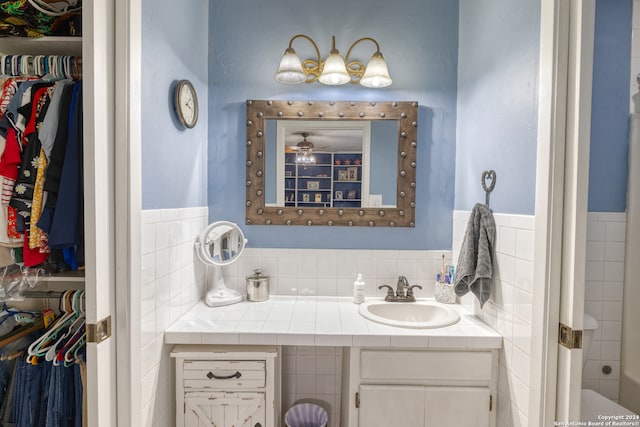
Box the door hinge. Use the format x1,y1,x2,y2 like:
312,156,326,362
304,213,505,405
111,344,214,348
489,394,493,412
87,315,112,344
355,392,360,409
558,323,582,349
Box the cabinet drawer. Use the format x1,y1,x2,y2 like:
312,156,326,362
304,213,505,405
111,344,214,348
184,391,266,426
360,350,493,382
183,360,266,390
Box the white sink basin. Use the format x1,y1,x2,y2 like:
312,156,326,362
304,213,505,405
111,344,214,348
358,300,461,329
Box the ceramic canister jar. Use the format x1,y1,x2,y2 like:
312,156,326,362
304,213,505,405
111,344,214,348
246,269,270,302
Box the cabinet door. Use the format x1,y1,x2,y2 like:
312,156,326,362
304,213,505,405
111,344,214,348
184,392,266,427
358,385,425,427
424,387,490,427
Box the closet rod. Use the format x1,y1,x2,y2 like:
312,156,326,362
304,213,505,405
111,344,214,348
18,290,83,299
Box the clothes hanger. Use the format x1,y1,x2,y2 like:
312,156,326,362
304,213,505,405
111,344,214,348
10,56,19,77
19,55,33,77
63,325,86,367
27,0,82,17
33,55,43,77
0,305,39,328
72,57,81,80
46,290,85,362
26,290,77,361
57,55,64,79
60,291,86,366
63,56,71,80
46,310,84,362
62,323,85,366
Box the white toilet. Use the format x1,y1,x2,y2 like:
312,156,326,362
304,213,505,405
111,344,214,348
581,313,638,421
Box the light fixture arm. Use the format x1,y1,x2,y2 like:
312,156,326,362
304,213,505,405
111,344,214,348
344,37,382,63
286,34,323,82
344,37,383,81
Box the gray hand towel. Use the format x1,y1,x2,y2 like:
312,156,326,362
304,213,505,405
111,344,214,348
454,203,496,308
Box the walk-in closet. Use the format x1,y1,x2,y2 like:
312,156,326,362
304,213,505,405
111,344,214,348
0,1,118,425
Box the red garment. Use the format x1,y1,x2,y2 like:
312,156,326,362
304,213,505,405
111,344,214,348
22,230,47,267
6,207,20,239
0,127,22,182
0,129,22,239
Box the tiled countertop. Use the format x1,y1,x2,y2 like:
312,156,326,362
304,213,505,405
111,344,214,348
164,297,502,349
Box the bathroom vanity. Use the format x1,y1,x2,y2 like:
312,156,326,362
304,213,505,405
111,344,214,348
166,297,501,427
343,347,496,426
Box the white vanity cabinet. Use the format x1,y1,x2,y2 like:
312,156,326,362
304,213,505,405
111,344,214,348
171,345,279,427
343,348,498,427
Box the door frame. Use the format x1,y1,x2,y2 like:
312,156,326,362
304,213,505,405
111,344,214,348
114,0,143,425
83,1,118,425
530,0,595,425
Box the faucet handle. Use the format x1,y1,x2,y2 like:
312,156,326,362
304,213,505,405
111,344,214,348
406,284,423,297
396,276,409,297
378,284,394,297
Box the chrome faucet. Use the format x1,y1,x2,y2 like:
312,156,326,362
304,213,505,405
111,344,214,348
378,276,422,302
397,276,409,297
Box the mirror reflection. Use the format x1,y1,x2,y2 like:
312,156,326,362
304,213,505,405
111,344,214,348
198,222,244,264
265,120,398,209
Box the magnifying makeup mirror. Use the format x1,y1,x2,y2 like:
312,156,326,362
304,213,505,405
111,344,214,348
194,221,247,307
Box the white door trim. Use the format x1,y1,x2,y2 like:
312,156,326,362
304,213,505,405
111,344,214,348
530,0,595,425
556,0,595,421
83,1,117,425
115,0,143,425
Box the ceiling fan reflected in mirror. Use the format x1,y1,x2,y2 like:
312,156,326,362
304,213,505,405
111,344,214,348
289,132,317,164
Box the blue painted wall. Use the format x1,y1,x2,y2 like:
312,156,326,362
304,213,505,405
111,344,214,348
208,0,459,249
370,121,398,206
588,0,632,212
141,0,209,209
454,0,541,215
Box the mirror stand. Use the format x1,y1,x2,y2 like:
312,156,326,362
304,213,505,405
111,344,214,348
205,265,242,307
194,221,247,307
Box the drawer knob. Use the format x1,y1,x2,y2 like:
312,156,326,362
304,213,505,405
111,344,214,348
206,371,242,380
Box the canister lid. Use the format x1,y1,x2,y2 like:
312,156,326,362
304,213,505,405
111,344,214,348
247,268,269,279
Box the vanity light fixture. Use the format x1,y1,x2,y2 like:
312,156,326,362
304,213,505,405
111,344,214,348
274,34,393,88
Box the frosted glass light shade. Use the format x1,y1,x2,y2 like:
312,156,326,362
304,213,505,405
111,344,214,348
360,53,392,88
275,50,306,84
318,53,350,85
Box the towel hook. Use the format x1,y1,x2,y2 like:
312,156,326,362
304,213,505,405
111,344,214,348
481,170,496,206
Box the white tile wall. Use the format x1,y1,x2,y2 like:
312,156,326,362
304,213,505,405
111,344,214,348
583,212,626,402
140,207,208,427
453,210,534,427
282,346,343,427
224,248,453,299
631,0,640,112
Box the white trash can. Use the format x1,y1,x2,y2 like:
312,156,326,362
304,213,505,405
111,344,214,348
284,403,328,427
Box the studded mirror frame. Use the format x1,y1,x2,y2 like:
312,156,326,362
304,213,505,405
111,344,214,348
245,100,418,227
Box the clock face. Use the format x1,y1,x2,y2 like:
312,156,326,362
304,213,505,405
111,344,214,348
176,80,198,128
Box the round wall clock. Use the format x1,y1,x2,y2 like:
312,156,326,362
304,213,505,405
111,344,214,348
174,79,199,128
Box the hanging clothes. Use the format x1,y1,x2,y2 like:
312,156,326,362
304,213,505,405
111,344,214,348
0,296,85,427
46,82,83,269
10,83,55,267
0,57,84,271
